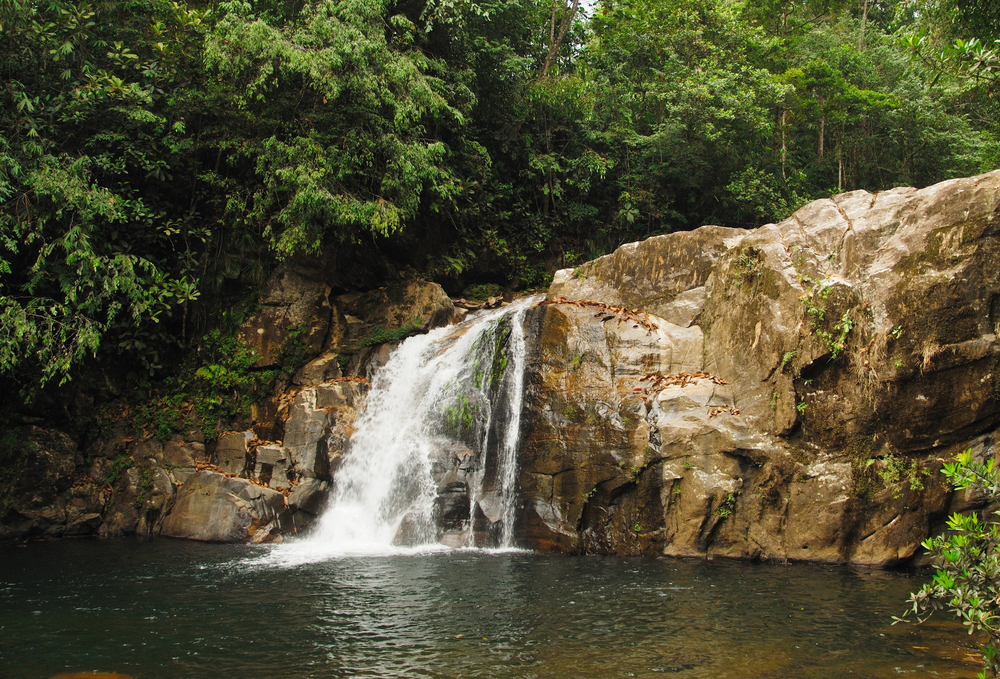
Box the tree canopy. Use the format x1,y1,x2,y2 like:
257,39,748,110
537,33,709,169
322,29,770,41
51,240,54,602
1,0,997,392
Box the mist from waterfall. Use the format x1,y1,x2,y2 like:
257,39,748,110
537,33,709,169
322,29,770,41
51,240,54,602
266,297,536,564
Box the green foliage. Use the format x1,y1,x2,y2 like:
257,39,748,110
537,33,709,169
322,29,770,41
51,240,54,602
800,282,854,359
903,0,1000,93
780,351,796,370
470,317,511,391
1,0,998,397
816,310,854,360
189,328,277,438
359,318,422,348
204,0,476,256
732,246,765,289
103,452,134,486
895,449,1000,679
0,0,213,393
461,284,503,301
717,490,739,519
443,394,477,436
871,453,927,499
114,326,277,442
132,467,154,509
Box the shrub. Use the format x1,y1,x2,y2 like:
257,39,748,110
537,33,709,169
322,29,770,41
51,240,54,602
895,449,1000,679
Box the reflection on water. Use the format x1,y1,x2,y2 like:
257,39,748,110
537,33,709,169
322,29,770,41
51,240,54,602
0,539,980,679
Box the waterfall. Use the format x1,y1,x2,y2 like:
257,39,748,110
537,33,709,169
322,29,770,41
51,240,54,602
281,296,536,560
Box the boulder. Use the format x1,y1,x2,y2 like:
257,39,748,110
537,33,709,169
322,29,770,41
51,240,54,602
160,472,291,543
335,280,455,338
333,280,457,378
162,434,206,485
252,445,292,489
288,478,329,516
293,353,343,386
100,461,176,537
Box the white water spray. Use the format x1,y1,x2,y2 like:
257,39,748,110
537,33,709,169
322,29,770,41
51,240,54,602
271,297,536,563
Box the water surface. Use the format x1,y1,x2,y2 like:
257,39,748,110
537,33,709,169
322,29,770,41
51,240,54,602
0,539,979,678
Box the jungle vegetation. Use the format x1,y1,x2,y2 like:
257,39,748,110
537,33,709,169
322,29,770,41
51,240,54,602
1,0,998,394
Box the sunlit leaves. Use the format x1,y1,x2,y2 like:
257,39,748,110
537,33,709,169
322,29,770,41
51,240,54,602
896,449,1000,678
204,0,474,254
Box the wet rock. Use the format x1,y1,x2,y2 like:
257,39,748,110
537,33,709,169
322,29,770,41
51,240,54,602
283,380,367,481
393,512,436,546
288,478,329,516
160,472,291,543
434,480,472,533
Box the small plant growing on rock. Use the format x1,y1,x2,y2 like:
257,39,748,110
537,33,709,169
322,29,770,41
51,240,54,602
103,452,134,486
780,351,796,370
796,401,808,415
360,317,422,347
717,491,739,518
895,449,1000,678
444,395,477,436
873,454,928,499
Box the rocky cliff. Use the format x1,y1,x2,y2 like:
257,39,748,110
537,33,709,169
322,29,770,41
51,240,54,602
513,170,1000,565
3,171,998,566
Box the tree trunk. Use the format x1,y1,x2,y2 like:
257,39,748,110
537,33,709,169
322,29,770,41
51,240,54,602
837,144,843,191
817,99,825,166
781,108,788,179
859,0,869,50
539,0,580,79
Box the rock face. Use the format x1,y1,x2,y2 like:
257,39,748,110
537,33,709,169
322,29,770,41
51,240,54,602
335,280,460,376
519,170,1000,566
239,263,333,368
160,472,291,542
0,377,369,543
0,426,90,539
148,377,368,542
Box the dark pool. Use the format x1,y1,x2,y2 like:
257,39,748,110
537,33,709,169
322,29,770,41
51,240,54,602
0,539,981,678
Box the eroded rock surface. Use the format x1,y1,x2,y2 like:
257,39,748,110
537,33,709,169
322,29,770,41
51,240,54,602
521,171,1000,565
160,472,291,542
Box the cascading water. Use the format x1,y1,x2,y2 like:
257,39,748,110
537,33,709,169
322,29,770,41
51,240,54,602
273,296,536,562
